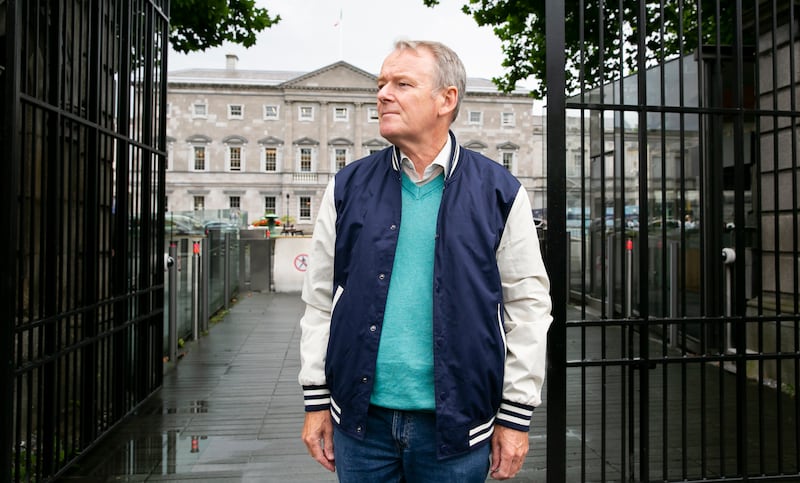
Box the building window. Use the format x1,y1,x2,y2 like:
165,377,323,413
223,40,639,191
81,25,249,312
369,148,383,155
367,107,379,122
193,146,206,171
501,112,515,127
264,196,276,214
229,146,242,171
193,103,207,117
194,196,205,211
299,196,312,221
333,107,348,122
229,196,240,209
264,105,279,120
299,106,314,121
468,111,483,125
228,104,243,119
334,148,347,171
264,147,277,171
502,152,514,171
299,148,312,172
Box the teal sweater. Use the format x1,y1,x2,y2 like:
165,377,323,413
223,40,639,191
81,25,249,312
370,173,444,410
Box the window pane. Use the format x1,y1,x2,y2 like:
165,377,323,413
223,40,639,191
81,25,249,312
299,196,311,220
264,147,277,171
300,148,312,172
264,105,278,119
335,148,347,170
229,104,243,118
230,146,241,170
502,152,513,170
229,196,240,208
194,146,205,170
367,107,379,122
264,196,276,214
194,196,205,211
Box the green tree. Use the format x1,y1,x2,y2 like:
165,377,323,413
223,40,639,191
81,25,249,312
170,0,280,53
424,0,738,97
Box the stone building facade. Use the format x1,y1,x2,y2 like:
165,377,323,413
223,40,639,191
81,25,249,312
166,55,545,232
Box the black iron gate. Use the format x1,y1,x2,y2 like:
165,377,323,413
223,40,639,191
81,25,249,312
546,1,800,481
1,1,169,481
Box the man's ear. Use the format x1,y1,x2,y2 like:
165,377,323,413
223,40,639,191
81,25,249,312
438,86,459,118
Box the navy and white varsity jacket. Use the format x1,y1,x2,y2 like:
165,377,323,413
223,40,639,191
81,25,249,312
299,132,552,459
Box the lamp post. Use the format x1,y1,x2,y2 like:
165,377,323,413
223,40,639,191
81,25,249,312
285,193,290,231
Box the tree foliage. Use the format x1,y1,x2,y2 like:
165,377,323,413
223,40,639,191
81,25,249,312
170,0,280,53
424,0,739,97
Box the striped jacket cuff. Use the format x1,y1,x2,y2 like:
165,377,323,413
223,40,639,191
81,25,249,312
303,385,331,412
495,400,535,432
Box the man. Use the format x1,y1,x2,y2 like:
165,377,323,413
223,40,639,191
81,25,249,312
299,40,552,482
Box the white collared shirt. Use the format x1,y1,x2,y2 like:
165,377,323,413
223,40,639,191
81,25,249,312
399,135,451,186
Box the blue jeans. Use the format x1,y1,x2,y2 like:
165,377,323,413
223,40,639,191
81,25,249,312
333,405,491,483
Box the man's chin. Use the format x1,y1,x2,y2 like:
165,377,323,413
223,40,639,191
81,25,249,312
379,127,401,144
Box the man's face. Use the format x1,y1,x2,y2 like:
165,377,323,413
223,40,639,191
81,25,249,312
376,48,443,147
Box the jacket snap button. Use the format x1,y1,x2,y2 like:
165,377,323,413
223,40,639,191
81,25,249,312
390,224,397,230
369,325,377,332
356,426,363,433
361,377,368,383
378,273,385,280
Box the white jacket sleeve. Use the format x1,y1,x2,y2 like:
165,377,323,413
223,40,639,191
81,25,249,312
298,179,337,403
496,186,553,409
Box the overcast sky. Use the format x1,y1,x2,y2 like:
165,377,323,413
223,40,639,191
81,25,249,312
167,0,518,84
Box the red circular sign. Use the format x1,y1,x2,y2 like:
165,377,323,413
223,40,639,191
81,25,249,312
294,254,309,272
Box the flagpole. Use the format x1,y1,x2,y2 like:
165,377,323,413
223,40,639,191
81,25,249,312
338,9,344,60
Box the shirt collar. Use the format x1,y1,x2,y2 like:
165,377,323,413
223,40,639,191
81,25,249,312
392,131,460,183
397,135,452,185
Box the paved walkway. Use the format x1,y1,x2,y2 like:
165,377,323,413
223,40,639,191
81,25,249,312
58,290,799,482
60,292,548,482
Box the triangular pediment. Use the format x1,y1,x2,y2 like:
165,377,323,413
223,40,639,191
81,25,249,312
497,141,520,150
363,138,389,147
282,61,377,90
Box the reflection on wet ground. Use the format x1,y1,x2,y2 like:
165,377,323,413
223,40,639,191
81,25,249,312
60,291,559,482
60,292,340,482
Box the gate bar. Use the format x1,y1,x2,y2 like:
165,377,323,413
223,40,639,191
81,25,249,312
545,0,567,481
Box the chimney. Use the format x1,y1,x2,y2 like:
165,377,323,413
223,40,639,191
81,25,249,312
226,54,238,71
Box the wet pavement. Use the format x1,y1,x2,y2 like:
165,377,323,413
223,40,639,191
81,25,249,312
61,292,339,482
60,292,549,482
58,290,800,482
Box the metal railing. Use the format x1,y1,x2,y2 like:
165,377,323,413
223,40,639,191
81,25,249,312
163,229,241,363
545,1,800,481
2,1,170,481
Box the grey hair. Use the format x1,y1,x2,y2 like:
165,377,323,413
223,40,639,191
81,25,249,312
393,40,466,122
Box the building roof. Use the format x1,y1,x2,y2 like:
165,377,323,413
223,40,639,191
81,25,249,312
168,60,530,95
